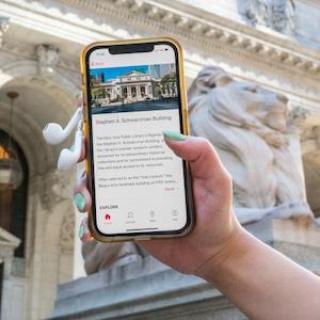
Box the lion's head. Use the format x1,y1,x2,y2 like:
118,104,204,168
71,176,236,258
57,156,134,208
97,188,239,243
188,66,289,133
187,66,307,210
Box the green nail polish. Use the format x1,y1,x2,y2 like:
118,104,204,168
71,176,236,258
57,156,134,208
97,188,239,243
74,193,86,211
163,130,187,141
79,224,85,240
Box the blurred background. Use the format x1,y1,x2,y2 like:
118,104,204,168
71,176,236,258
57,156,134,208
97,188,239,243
0,1,319,319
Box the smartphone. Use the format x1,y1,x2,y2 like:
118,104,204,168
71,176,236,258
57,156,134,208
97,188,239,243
80,37,194,242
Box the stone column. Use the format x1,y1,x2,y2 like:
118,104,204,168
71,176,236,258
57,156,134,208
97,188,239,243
30,170,76,320
127,85,132,98
136,85,141,99
141,85,145,97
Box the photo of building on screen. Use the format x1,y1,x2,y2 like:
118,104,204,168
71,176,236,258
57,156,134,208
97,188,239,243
89,64,178,112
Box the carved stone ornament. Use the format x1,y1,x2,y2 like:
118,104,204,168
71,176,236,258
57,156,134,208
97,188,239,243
38,169,73,211
60,211,75,253
36,44,60,73
238,0,296,33
188,66,312,224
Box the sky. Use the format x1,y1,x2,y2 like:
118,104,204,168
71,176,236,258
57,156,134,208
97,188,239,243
90,65,149,81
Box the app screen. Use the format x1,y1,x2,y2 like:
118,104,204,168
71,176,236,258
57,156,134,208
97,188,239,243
88,44,187,234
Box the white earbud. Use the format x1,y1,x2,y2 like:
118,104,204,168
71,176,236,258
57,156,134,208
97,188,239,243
43,108,82,145
57,124,83,170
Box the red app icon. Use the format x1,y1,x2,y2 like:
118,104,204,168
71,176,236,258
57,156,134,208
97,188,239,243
104,213,111,221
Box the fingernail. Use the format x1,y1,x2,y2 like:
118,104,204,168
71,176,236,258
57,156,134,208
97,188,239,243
79,223,86,240
74,92,81,98
79,219,93,242
74,192,86,211
163,130,187,141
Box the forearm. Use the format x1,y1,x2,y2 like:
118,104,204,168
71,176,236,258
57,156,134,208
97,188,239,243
198,228,320,320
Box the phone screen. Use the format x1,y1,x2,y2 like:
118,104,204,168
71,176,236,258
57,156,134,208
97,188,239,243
86,42,191,236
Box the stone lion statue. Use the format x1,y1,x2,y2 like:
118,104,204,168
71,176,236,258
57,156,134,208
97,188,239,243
82,65,312,274
188,66,312,222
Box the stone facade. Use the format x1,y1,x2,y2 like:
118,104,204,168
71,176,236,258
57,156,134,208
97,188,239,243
0,0,319,320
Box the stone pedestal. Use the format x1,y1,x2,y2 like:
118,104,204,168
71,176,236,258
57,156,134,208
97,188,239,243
49,218,320,320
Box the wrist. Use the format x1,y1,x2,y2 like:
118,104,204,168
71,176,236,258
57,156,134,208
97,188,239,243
195,225,251,284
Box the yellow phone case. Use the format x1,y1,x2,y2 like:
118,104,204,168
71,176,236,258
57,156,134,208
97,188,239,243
80,36,194,242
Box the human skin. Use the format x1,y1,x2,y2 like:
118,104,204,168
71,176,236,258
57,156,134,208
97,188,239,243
74,132,320,320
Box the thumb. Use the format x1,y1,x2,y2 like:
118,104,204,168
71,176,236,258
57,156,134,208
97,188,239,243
163,130,229,181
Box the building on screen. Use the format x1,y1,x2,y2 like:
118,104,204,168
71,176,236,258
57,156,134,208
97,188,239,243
90,65,177,106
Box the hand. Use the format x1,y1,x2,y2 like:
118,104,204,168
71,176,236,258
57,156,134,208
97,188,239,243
74,131,243,276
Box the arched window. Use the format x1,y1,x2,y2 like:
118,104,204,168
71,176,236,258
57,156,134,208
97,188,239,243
0,130,28,257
